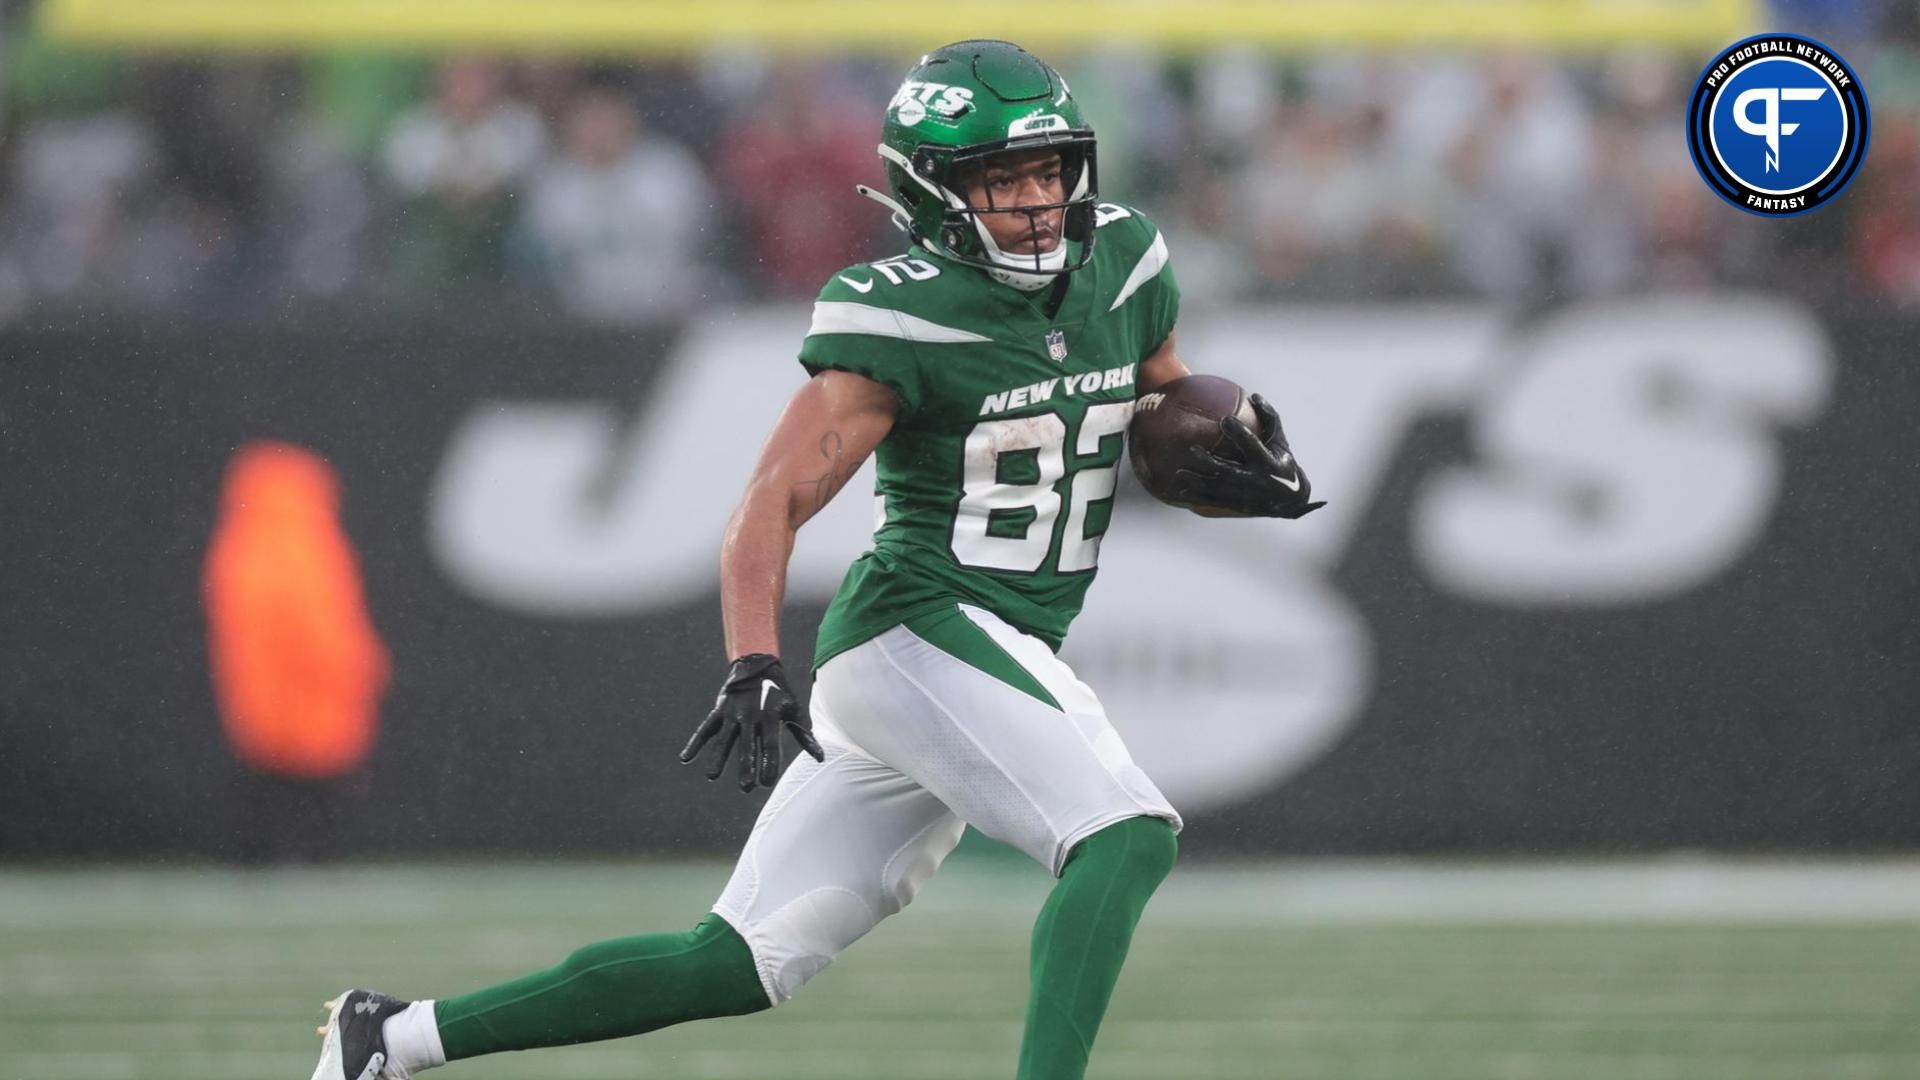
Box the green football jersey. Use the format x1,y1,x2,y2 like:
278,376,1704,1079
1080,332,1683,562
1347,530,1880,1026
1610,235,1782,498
799,202,1179,668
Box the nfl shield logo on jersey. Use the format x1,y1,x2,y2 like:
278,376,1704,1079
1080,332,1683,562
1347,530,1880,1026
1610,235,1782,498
1045,329,1069,362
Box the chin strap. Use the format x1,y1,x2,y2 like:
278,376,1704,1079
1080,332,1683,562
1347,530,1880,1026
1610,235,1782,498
979,236,1064,292
855,178,1062,292
986,265,1059,292
969,203,1067,291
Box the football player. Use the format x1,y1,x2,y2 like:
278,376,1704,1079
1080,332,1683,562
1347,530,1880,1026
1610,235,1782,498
312,39,1319,1080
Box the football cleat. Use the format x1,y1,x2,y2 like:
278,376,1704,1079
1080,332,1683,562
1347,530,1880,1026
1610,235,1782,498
311,989,411,1080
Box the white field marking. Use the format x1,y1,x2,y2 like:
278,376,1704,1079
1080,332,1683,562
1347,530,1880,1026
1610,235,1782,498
7,858,1920,931
62,988,1913,1050
0,1051,292,1080
0,1048,1031,1080
11,1048,1920,1080
13,974,1907,1020
907,856,1920,924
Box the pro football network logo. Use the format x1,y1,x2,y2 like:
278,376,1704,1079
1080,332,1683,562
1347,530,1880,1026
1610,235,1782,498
1687,34,1869,217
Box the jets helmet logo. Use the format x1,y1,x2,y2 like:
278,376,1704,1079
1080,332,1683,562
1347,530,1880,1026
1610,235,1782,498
889,80,975,127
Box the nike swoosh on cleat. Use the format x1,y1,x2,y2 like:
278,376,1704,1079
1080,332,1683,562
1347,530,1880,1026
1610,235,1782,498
1272,471,1302,492
759,679,779,708
837,275,874,293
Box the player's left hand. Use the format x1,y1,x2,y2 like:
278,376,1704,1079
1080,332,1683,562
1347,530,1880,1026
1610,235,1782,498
1171,393,1326,519
679,654,825,793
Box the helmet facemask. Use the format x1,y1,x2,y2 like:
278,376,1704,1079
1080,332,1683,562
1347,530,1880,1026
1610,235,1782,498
883,132,1099,289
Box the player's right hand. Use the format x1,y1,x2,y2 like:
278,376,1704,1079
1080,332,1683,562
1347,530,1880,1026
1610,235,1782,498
679,654,825,793
1170,395,1326,519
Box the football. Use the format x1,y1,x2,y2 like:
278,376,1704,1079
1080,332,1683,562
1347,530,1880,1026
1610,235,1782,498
1127,374,1258,515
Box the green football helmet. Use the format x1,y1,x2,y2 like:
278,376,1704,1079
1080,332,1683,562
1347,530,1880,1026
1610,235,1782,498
857,40,1099,287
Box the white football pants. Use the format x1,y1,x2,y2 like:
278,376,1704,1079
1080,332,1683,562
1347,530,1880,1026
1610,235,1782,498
711,603,1180,1005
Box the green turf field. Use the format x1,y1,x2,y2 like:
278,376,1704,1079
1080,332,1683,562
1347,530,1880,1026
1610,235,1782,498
6,858,1919,1080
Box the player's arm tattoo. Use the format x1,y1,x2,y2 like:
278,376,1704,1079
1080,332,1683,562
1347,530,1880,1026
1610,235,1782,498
793,430,859,521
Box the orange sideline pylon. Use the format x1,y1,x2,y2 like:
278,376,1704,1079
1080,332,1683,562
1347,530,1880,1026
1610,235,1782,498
204,441,389,779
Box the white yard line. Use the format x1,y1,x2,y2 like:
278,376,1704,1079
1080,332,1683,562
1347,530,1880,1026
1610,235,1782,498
917,857,1920,924
4,857,1920,930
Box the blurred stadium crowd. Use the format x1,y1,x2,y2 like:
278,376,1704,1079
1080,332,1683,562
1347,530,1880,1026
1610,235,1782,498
4,12,1920,324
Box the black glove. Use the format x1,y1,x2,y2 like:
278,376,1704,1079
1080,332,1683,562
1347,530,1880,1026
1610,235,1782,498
679,654,825,793
1169,393,1326,519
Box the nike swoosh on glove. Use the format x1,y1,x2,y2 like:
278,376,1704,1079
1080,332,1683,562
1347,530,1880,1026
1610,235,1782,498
679,653,825,793
1168,393,1326,519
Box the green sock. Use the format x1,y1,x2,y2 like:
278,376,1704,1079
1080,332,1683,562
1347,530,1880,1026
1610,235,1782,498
1017,816,1178,1080
434,913,769,1061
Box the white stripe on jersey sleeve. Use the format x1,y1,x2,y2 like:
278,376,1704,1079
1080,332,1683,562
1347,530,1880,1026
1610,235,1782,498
807,301,994,343
1107,229,1170,312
